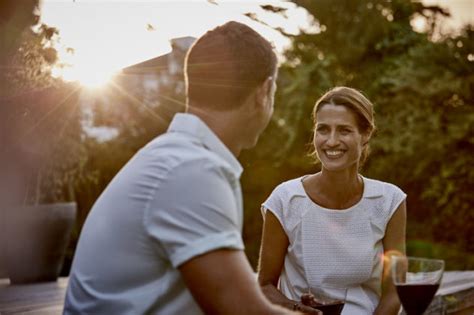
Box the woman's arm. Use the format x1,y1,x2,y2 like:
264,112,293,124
374,200,407,315
258,210,321,314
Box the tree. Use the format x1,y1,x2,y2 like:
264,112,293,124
0,0,40,208
0,0,85,206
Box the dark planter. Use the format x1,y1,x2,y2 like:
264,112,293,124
6,202,76,284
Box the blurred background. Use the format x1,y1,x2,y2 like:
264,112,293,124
0,0,473,277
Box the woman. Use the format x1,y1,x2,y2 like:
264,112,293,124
258,87,406,314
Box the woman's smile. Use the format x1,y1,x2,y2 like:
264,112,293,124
324,149,346,158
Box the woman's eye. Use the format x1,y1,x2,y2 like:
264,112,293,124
340,129,351,134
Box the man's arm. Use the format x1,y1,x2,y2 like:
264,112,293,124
179,248,298,315
374,200,407,315
149,162,300,314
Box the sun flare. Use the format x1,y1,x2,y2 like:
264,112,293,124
72,68,114,89
53,62,117,89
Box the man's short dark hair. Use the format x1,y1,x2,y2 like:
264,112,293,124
185,21,277,110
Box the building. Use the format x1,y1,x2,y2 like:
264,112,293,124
121,36,196,99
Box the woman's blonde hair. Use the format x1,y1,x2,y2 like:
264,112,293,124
310,86,376,166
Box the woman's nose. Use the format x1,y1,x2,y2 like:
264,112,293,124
326,131,339,146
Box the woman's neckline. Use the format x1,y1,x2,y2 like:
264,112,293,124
299,174,366,212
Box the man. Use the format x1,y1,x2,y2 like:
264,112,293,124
64,21,303,314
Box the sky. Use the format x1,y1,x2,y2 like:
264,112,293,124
40,0,473,88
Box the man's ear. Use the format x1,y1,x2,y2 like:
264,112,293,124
254,76,273,108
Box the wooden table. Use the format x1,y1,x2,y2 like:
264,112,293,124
0,272,473,314
0,278,68,315
425,271,474,315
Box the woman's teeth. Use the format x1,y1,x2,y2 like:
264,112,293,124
326,150,344,156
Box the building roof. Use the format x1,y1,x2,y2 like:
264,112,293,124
122,53,171,75
122,37,195,75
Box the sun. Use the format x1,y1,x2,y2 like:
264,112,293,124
74,68,114,89
51,48,119,89
53,64,116,89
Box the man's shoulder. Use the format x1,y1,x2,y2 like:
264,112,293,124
144,132,234,177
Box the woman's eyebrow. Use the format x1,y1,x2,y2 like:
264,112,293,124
316,123,355,128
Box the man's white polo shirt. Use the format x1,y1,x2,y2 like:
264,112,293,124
64,113,245,315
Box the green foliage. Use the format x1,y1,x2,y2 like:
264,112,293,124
6,24,59,91
407,240,474,270
0,0,39,63
368,25,474,255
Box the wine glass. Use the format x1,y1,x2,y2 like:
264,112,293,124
391,256,444,315
302,286,347,315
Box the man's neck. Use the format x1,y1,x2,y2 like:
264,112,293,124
187,105,243,157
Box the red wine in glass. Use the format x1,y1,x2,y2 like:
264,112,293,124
391,256,444,315
302,287,347,315
395,283,440,315
312,301,345,315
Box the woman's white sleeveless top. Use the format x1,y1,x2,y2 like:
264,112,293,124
262,176,406,315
